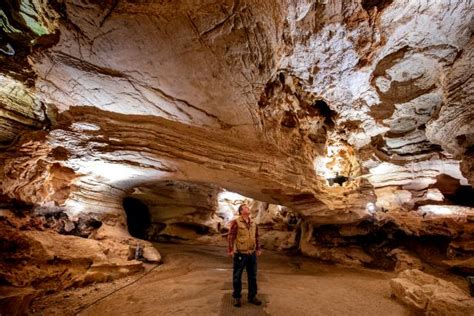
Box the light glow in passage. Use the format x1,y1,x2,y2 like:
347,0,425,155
217,190,249,223
418,205,473,216
314,156,337,179
366,202,376,214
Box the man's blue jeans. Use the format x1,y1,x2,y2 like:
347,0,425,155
232,252,257,299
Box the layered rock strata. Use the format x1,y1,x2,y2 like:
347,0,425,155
0,0,472,310
0,0,471,222
0,208,160,292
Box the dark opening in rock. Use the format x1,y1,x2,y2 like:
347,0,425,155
291,193,315,202
123,197,151,239
447,186,474,207
361,0,394,11
281,110,298,128
312,99,335,127
456,134,467,147
327,173,348,186
0,196,32,217
278,72,285,84
430,174,474,207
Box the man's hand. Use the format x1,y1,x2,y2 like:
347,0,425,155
227,249,234,257
256,250,262,256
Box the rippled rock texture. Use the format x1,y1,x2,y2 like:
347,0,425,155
390,269,474,315
0,0,473,305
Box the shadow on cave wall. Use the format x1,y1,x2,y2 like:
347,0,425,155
311,219,464,273
429,174,474,207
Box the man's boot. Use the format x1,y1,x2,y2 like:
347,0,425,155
233,298,242,307
248,296,262,306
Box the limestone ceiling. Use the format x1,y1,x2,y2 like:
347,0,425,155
0,0,473,224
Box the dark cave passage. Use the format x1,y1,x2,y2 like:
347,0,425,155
123,196,151,239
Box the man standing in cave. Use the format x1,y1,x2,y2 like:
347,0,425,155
227,204,263,307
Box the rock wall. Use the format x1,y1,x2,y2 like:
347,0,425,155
0,207,159,293
0,0,472,307
126,181,223,243
300,208,474,272
122,182,300,251
1,0,471,226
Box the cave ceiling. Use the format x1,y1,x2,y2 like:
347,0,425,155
0,0,473,224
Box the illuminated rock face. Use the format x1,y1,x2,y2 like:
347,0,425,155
121,183,300,251
0,0,473,290
1,0,473,221
125,181,223,243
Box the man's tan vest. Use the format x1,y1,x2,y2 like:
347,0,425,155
234,216,257,254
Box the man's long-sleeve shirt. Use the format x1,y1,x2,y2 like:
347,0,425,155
227,218,260,254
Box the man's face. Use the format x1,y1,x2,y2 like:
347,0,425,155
241,205,250,216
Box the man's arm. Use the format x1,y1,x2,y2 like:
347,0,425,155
227,220,237,255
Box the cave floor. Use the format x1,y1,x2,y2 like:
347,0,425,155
31,243,410,316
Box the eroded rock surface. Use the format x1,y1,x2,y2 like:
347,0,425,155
0,0,471,225
0,208,159,295
390,269,474,315
0,0,473,311
125,181,223,243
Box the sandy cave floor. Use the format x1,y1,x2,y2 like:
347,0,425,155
29,243,417,316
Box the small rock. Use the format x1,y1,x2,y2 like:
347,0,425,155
142,246,162,263
387,248,424,272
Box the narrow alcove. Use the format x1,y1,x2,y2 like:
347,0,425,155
312,99,336,127
122,196,151,239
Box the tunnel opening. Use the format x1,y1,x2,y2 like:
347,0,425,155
361,0,394,11
326,173,349,186
311,99,336,127
122,182,304,253
446,185,474,207
123,196,151,239
430,174,474,207
121,180,471,280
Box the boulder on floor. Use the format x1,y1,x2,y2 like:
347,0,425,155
390,269,474,315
